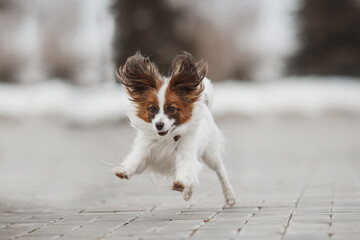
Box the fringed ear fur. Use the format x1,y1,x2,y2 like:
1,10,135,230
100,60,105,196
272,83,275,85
169,52,208,102
116,52,162,102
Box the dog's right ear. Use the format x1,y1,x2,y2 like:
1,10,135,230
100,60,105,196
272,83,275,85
116,52,162,102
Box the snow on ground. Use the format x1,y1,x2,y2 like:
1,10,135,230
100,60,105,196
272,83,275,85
213,76,360,117
1,77,360,125
0,80,129,125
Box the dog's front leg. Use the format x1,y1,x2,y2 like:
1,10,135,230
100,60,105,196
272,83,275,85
114,136,147,180
172,141,201,201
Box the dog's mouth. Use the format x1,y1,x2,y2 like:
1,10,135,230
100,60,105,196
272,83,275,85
158,130,169,136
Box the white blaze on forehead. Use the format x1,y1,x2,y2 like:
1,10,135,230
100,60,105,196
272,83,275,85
157,79,169,112
153,80,175,131
153,80,168,123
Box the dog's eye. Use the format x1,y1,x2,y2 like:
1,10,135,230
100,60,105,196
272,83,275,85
148,106,157,115
167,106,177,114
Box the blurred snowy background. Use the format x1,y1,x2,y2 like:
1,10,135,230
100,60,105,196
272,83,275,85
1,0,360,123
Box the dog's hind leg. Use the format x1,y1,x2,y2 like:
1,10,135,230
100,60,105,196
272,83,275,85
203,151,236,207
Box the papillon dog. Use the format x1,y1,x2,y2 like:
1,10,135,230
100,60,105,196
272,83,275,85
114,52,236,206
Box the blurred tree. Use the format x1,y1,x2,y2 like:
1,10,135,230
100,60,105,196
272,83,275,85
0,0,9,9
112,0,195,75
0,0,17,82
289,0,360,77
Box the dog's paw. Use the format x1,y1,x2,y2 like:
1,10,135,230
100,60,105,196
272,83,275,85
225,192,236,207
173,181,192,201
183,187,193,201
172,181,185,192
114,168,131,180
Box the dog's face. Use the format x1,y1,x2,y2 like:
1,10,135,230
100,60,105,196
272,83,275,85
116,52,208,136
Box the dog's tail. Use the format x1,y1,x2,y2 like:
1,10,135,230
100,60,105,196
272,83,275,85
201,77,214,108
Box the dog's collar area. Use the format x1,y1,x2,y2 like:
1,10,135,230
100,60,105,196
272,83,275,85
174,135,181,142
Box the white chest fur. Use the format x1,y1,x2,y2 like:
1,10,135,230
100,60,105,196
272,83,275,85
148,137,179,171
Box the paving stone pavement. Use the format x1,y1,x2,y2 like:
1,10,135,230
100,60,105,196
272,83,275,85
0,117,360,240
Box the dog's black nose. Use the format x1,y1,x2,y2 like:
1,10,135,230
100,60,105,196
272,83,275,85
156,122,164,130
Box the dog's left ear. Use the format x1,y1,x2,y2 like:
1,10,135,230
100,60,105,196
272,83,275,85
169,52,208,101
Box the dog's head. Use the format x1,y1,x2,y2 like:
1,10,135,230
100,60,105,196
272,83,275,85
116,52,208,137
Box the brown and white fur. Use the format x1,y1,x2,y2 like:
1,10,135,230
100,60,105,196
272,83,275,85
114,52,236,206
